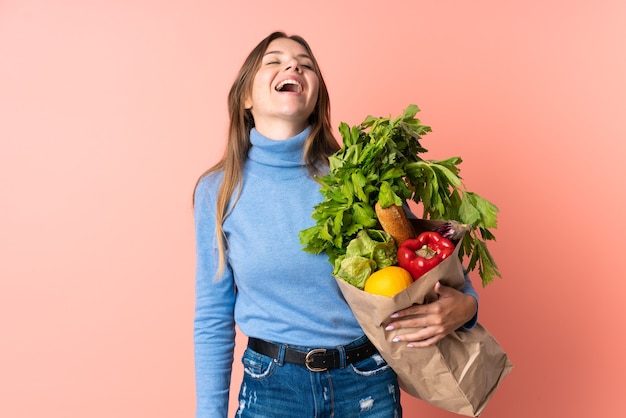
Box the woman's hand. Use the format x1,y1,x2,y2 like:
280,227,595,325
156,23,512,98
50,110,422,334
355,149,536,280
384,281,477,348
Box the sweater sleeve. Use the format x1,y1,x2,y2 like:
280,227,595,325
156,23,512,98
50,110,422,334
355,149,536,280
193,177,236,418
461,273,479,329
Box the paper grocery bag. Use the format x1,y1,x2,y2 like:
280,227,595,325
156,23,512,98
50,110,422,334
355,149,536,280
336,220,513,416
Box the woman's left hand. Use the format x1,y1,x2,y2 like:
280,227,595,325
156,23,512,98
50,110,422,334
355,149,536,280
384,281,477,348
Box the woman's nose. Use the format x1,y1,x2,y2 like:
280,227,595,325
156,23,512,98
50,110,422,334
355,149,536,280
284,59,302,73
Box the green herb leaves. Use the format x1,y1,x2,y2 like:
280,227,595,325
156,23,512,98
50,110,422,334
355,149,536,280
299,105,501,286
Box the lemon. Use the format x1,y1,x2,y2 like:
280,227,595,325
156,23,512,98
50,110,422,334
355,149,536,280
364,266,413,297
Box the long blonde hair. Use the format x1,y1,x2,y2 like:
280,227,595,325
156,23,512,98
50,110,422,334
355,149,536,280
194,32,339,278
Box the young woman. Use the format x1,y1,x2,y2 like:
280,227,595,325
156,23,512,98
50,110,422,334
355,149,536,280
193,31,479,418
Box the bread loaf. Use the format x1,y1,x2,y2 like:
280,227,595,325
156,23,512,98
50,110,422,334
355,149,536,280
374,202,416,245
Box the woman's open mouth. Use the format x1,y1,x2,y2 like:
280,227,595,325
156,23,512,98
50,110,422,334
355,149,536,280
275,79,303,93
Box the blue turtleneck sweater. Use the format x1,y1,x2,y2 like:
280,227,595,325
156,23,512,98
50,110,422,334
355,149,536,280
193,127,478,417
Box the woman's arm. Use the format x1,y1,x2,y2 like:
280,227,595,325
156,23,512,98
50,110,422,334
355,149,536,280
383,276,479,348
193,177,237,418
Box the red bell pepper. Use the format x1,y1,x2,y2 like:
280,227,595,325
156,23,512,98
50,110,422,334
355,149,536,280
397,231,454,280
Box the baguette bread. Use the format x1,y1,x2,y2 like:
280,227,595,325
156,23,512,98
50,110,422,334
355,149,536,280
374,202,416,245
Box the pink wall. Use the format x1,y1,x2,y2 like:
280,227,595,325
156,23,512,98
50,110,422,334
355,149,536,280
1,1,625,417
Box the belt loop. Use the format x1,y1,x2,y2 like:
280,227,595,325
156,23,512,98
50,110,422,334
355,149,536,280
275,342,286,366
338,344,347,369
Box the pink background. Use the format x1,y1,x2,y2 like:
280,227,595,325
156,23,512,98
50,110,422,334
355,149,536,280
2,1,625,417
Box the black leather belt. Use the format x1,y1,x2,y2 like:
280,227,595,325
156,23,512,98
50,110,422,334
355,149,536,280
248,337,378,372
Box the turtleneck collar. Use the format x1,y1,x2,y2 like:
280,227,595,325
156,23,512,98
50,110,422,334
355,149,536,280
248,126,311,168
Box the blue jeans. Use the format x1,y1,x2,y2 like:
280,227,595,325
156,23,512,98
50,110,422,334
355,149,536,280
235,336,402,417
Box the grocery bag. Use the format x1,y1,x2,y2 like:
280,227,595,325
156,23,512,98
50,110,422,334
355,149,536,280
336,219,513,416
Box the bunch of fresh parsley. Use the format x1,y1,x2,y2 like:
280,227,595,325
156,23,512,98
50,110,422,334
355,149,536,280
299,105,501,286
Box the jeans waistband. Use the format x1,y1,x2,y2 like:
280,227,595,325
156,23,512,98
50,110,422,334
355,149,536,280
247,336,378,372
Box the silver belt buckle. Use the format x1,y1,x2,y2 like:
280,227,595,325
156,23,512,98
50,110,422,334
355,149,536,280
305,348,328,372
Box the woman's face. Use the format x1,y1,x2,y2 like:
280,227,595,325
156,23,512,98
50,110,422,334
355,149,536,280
245,37,320,138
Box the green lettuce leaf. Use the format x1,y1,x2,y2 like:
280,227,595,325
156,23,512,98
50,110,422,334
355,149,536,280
333,229,397,289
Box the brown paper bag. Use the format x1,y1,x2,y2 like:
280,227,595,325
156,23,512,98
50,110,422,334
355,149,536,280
336,220,513,416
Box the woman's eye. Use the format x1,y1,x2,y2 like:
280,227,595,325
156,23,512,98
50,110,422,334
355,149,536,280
302,64,313,70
